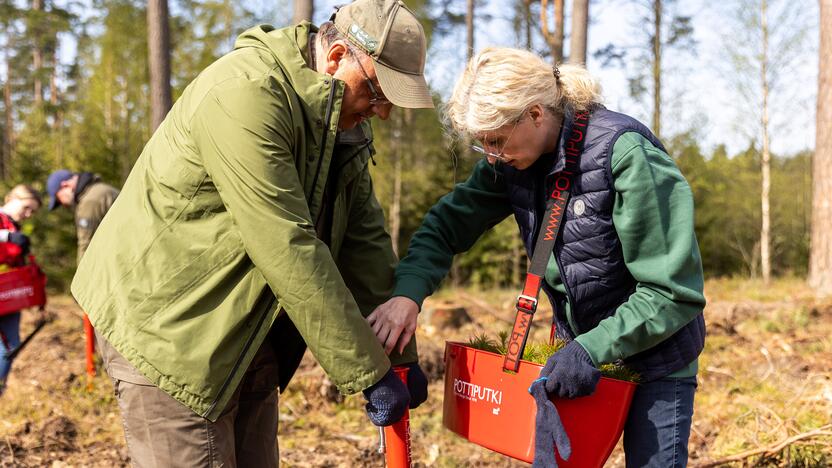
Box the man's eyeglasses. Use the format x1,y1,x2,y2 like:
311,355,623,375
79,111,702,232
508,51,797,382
348,47,391,107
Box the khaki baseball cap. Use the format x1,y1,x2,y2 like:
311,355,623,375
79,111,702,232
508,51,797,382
333,0,434,109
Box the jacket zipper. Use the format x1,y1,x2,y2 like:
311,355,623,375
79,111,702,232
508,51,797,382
336,138,373,174
309,83,338,202
203,259,275,414
206,84,338,418
314,138,373,229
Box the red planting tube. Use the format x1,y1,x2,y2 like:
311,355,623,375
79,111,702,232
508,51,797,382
384,366,412,468
84,313,95,389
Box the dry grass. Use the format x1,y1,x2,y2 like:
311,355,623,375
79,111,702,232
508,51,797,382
1,278,831,466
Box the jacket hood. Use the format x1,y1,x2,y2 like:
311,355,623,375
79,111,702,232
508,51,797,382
75,172,101,203
233,23,330,106
233,23,375,152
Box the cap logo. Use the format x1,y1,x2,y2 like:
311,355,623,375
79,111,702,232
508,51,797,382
348,23,378,53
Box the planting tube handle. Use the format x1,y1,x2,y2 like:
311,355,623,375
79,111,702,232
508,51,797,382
502,111,590,374
383,366,412,468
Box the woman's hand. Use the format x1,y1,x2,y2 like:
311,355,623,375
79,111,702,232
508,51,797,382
367,296,419,355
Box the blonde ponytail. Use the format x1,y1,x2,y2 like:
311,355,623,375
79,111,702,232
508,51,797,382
444,47,602,137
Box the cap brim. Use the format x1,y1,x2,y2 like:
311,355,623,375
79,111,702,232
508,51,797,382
374,61,434,109
48,198,59,211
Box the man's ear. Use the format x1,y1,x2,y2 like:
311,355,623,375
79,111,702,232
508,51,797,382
324,41,350,76
60,180,72,189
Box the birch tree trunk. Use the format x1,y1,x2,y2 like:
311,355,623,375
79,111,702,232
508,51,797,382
760,0,771,283
523,0,533,49
148,0,172,132
390,111,404,257
652,0,662,138
51,48,63,166
467,0,475,59
292,0,314,25
4,41,14,179
32,0,43,106
809,0,832,296
569,0,590,64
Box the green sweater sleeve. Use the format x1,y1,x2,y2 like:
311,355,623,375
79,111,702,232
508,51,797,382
392,159,513,306
336,167,419,365
574,132,706,365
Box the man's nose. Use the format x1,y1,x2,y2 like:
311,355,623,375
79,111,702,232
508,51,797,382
373,102,393,120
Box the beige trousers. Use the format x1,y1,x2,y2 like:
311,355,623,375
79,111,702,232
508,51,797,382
96,333,280,467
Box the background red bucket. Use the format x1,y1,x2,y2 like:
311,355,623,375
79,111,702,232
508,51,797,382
0,259,47,316
443,341,636,466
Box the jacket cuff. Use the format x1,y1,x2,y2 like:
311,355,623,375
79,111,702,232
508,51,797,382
389,334,419,366
391,274,433,309
574,332,607,367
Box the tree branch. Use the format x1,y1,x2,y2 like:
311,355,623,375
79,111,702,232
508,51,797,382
695,424,832,467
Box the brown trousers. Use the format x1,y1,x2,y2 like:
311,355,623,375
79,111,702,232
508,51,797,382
97,333,280,467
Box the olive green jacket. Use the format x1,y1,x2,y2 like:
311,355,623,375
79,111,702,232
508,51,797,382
74,179,119,264
71,23,416,421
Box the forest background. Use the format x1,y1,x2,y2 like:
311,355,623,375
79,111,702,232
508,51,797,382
3,1,832,466
0,0,827,293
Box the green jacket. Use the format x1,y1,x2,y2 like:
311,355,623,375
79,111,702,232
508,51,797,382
71,23,416,421
74,176,119,264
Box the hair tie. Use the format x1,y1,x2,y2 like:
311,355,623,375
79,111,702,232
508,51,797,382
553,65,561,81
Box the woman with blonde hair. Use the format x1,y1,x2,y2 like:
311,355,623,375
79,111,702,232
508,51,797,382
368,47,705,467
0,184,42,395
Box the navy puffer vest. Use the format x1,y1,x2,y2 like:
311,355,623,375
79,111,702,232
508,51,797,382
499,107,705,382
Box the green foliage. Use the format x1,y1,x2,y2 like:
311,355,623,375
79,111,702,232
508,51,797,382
670,133,811,278
0,0,818,292
465,331,640,383
0,0,261,291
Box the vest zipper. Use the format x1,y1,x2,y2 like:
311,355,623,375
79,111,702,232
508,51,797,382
551,251,581,336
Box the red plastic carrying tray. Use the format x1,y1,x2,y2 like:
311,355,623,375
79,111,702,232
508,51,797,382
0,258,47,316
443,341,636,466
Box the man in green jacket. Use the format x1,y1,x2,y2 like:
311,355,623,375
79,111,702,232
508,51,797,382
70,0,433,465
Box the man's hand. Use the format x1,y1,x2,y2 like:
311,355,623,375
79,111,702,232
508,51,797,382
7,232,30,256
367,296,419,355
362,368,410,426
403,362,428,409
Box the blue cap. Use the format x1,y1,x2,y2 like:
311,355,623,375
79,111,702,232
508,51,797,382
47,169,74,210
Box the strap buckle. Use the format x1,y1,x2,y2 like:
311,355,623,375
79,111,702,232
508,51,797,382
516,294,538,314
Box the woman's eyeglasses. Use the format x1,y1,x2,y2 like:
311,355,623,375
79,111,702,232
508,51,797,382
469,144,511,162
469,117,523,163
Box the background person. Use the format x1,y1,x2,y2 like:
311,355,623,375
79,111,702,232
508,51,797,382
46,168,120,382
46,169,119,264
0,184,42,395
369,47,706,468
70,0,432,465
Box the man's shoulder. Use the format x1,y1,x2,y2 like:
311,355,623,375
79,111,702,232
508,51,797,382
77,182,119,209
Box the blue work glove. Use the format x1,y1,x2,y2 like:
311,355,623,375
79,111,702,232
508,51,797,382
540,340,601,398
529,378,571,468
8,232,30,256
403,362,428,409
362,368,410,426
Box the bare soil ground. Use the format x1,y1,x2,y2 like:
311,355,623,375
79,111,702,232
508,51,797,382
1,278,831,467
